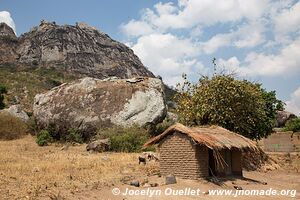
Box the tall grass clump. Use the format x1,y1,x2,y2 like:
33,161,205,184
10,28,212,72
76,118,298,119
0,112,27,140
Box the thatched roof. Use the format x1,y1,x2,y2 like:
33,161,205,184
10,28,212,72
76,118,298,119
144,123,257,151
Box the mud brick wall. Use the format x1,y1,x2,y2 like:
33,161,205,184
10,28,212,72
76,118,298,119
158,132,209,179
231,149,242,176
258,132,300,152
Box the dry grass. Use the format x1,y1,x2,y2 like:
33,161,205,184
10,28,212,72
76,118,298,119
0,112,27,140
0,135,158,199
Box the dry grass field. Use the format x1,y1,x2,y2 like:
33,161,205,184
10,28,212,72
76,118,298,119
0,135,299,200
0,135,158,199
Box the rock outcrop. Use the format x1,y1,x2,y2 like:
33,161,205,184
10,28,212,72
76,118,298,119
86,139,110,152
33,77,167,139
0,23,18,64
1,105,29,122
0,21,154,79
275,111,297,127
0,22,16,38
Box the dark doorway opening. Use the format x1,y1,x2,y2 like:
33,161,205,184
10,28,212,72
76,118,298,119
208,149,216,176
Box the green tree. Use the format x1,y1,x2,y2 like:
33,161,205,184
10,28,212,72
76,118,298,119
0,85,7,109
174,74,282,140
284,118,300,132
260,88,285,134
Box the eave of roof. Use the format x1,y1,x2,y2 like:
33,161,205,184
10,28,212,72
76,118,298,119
144,123,257,151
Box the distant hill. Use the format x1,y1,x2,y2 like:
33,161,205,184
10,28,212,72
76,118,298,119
0,20,154,79
0,21,176,112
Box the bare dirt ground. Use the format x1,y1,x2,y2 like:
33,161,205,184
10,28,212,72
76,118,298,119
0,136,299,200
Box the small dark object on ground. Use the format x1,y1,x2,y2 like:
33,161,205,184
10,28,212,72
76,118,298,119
150,183,159,187
138,156,146,165
130,180,140,187
234,186,243,190
165,174,177,185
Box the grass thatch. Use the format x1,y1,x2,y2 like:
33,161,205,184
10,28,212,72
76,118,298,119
144,123,257,151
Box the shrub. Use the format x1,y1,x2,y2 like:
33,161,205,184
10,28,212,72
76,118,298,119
0,112,27,140
65,128,84,143
26,116,39,135
34,122,84,144
284,118,300,132
46,123,60,140
45,78,62,89
150,114,176,136
36,130,53,146
96,125,152,152
0,85,7,109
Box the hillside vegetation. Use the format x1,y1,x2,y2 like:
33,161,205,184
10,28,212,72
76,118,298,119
0,65,77,112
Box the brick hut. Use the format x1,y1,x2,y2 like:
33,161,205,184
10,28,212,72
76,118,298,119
144,123,257,180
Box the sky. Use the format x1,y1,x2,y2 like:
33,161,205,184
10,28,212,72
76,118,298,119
1,0,300,115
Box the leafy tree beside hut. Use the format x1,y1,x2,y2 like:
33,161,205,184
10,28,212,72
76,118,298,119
174,73,283,140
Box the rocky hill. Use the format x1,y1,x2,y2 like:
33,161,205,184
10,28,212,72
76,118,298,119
0,21,171,111
0,20,154,79
0,23,18,64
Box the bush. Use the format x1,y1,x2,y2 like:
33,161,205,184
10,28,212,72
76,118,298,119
65,128,84,143
96,125,152,152
151,119,175,136
0,85,7,109
0,112,27,140
26,116,39,135
284,118,300,132
36,130,53,146
33,122,84,144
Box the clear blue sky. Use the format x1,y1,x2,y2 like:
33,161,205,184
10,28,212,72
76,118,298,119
1,0,300,114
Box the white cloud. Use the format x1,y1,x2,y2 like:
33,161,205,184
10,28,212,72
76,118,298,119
132,0,268,31
154,2,177,15
202,33,232,54
120,20,154,37
233,21,266,48
217,57,245,75
244,36,300,76
121,0,300,87
0,11,16,33
217,35,300,77
202,20,266,54
286,86,300,116
121,0,270,36
131,33,205,85
274,1,300,37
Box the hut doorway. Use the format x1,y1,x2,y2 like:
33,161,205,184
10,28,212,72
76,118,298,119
208,149,217,176
224,150,232,175
208,149,233,176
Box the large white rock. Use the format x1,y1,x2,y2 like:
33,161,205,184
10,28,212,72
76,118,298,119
33,77,167,139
